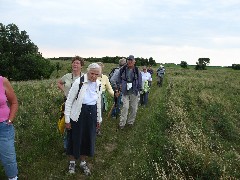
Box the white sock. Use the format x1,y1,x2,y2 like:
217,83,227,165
70,160,75,164
80,161,86,166
9,176,18,180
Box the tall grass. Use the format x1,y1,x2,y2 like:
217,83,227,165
150,68,240,179
0,63,239,179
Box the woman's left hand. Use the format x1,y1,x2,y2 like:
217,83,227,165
65,123,71,130
7,119,13,125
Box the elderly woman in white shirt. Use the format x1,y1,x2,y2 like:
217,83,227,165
64,63,102,176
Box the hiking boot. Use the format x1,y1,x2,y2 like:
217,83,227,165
68,162,76,174
80,162,91,176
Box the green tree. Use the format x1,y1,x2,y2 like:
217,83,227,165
180,61,188,68
195,58,210,70
0,23,54,80
149,57,156,66
232,64,240,70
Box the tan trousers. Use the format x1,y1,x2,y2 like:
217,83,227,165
119,93,139,126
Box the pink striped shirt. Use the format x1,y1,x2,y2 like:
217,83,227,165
0,76,10,122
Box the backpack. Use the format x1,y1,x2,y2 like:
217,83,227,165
109,67,119,80
157,68,165,77
57,75,84,134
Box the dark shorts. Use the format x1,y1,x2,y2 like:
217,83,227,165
67,104,97,159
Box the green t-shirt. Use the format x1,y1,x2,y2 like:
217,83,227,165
61,73,83,97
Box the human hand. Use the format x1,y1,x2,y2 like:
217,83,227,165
114,90,120,97
7,119,13,125
65,123,71,130
96,122,100,129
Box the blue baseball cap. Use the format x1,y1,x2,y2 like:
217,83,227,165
127,55,135,60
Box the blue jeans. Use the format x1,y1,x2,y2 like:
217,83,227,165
0,120,18,178
140,92,149,106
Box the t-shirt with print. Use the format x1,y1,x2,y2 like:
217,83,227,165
126,69,134,95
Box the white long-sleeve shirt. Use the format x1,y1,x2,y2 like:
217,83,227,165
64,74,102,123
141,71,151,87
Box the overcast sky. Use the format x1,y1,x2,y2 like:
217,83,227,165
1,0,240,66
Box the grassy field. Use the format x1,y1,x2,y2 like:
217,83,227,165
0,62,239,179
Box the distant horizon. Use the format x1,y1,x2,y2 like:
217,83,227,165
47,56,234,67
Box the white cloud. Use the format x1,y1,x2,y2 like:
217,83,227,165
1,0,240,66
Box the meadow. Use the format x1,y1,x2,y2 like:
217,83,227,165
0,62,239,179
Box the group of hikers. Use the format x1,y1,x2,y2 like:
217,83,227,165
0,55,166,179
57,55,166,176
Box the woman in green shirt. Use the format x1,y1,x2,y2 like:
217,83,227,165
57,56,84,152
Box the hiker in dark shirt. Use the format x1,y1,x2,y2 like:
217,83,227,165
118,55,142,129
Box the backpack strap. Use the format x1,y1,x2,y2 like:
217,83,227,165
134,66,139,80
109,67,117,77
76,76,84,100
120,65,139,81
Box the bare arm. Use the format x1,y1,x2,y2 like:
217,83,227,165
4,77,18,122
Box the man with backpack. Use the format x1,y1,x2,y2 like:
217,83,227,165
109,58,126,89
118,55,142,129
156,65,165,87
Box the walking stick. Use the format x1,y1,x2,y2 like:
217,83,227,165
107,89,120,120
107,102,115,120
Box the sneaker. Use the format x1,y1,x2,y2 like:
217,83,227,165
68,162,76,174
118,125,125,130
80,161,91,176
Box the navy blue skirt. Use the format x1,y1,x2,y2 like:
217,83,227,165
67,104,97,159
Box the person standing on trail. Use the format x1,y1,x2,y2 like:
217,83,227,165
147,65,153,87
140,66,151,106
118,55,142,129
96,62,114,135
156,65,165,87
0,76,18,180
97,62,114,113
109,58,126,118
64,63,102,176
57,56,84,153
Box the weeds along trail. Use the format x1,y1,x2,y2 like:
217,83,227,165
91,76,168,179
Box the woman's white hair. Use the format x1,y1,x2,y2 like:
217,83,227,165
87,63,101,71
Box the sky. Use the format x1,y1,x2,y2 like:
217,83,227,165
1,0,240,66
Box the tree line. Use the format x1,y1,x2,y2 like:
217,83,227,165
51,56,157,67
1,23,238,81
